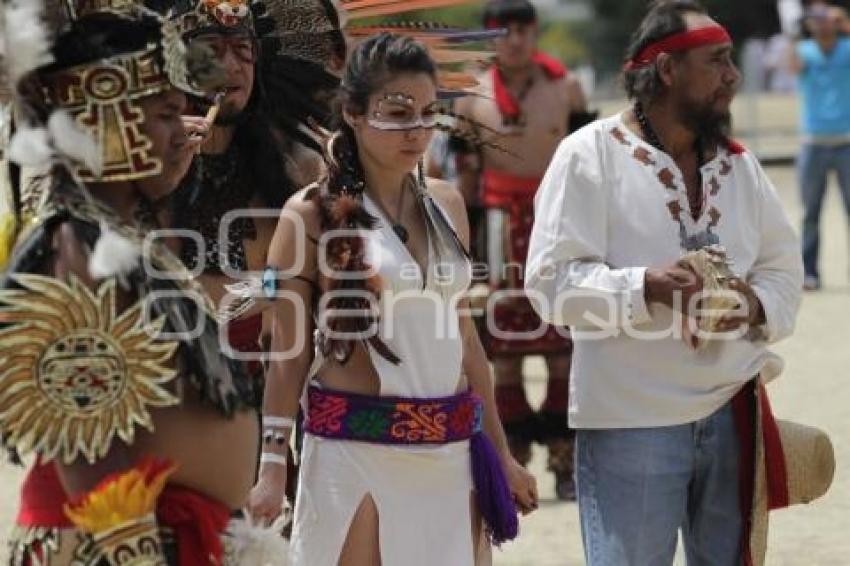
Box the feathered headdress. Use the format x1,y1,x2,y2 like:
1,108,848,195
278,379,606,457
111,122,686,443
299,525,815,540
157,0,505,153
2,0,221,182
0,0,222,270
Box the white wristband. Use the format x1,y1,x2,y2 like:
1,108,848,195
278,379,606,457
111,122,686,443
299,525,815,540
263,416,296,429
260,452,288,467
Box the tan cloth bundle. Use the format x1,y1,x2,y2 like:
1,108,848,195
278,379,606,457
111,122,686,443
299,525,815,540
678,246,739,350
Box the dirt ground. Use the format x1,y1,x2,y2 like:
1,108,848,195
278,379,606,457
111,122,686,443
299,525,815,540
0,163,846,565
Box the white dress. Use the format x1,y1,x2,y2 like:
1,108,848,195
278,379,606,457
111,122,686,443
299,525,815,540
289,196,477,566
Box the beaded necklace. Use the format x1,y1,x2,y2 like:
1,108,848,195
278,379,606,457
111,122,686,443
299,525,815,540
633,102,721,251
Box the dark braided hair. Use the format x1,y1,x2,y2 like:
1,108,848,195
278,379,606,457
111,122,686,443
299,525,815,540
308,33,437,365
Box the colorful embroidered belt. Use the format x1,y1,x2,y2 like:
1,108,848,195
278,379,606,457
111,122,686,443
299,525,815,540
305,386,483,445
304,385,519,545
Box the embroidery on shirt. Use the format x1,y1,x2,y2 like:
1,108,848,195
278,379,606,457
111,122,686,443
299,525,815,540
708,206,721,228
658,168,677,190
709,176,721,196
633,146,656,166
610,127,632,146
608,120,728,251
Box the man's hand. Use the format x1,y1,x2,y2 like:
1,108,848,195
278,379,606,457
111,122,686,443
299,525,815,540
713,277,765,333
182,115,211,154
644,264,703,313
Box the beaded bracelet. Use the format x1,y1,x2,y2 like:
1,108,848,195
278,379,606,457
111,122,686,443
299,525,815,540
262,428,288,447
263,416,296,429
260,452,287,467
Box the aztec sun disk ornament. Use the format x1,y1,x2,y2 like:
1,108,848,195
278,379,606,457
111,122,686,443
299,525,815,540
0,275,180,464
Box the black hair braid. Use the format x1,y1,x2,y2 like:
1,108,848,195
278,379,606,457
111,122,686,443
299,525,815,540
309,33,438,365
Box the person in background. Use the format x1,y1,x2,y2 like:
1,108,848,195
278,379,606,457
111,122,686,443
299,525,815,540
453,0,595,500
788,1,850,290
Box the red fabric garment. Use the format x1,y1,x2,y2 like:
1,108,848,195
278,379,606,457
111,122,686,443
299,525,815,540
480,169,541,279
16,459,72,528
479,170,572,357
726,138,747,155
480,169,540,207
758,383,790,509
732,385,757,566
15,461,231,565
157,485,231,566
731,381,790,566
226,313,264,376
491,52,568,120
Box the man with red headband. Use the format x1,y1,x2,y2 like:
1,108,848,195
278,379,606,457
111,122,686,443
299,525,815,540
526,1,802,564
454,0,594,501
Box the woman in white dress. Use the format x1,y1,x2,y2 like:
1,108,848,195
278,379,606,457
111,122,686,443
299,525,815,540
247,33,537,565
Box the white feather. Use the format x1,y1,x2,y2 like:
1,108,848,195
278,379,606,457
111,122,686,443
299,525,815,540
88,225,141,286
226,514,290,566
7,126,52,167
48,110,103,177
3,0,53,82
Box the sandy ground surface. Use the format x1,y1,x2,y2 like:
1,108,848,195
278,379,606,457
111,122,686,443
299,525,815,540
0,162,846,565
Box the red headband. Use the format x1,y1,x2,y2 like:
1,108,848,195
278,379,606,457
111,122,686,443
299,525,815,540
624,25,731,70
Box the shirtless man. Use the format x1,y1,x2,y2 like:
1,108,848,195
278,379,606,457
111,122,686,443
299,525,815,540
171,0,335,377
455,0,595,500
2,5,260,564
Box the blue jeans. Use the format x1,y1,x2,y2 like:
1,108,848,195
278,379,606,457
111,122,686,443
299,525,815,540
576,402,742,566
798,142,850,279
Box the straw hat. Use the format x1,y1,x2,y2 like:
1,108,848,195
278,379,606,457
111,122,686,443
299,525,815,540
748,392,835,566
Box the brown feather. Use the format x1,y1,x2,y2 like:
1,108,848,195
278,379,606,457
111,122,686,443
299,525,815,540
341,0,474,19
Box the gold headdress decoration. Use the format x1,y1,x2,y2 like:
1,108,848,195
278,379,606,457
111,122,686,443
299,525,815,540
0,274,180,464
169,0,256,38
2,0,221,184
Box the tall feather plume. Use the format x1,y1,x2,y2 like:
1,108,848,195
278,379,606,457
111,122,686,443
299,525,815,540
438,108,501,135
340,0,475,19
2,0,53,83
347,23,504,44
434,123,518,157
256,0,512,153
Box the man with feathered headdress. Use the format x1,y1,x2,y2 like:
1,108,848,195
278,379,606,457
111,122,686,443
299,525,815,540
0,2,276,563
126,7,343,470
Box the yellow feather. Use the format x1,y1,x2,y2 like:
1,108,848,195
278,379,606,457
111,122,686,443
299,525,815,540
0,213,18,270
64,460,177,534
